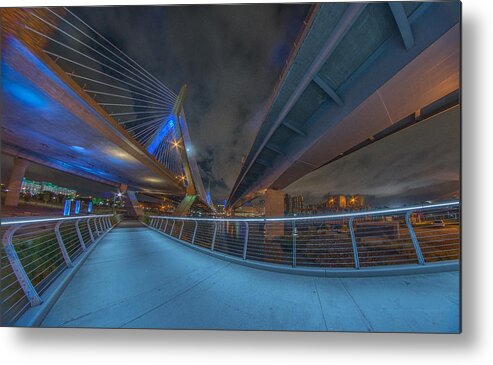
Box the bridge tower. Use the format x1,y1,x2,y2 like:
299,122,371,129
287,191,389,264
144,84,201,216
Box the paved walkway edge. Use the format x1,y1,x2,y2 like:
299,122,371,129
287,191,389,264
14,224,119,327
145,223,459,278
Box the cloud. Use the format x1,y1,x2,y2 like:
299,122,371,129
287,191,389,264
74,4,310,202
285,107,461,206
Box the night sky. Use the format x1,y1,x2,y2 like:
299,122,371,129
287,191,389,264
2,4,460,205
73,4,310,201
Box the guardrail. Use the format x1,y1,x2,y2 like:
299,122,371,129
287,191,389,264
0,214,121,325
146,201,460,274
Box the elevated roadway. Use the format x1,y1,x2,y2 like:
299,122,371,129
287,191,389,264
228,2,460,208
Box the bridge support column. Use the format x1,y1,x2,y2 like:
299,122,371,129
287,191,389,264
4,157,30,207
264,189,285,263
120,184,144,218
173,195,196,216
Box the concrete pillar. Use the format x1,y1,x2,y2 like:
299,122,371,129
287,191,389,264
122,187,144,218
264,189,285,218
4,157,30,207
264,189,286,263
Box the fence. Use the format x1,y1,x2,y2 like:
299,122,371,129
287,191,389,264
0,214,121,325
147,201,460,271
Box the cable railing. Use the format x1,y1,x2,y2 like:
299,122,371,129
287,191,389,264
146,201,460,272
0,214,121,325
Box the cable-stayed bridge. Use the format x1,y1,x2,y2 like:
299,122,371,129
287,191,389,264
2,8,209,214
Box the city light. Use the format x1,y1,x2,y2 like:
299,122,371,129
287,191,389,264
172,139,180,149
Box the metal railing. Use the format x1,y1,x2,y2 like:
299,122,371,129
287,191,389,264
0,214,121,325
147,201,460,272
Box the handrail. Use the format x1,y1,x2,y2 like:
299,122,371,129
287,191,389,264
149,201,459,222
0,214,121,325
147,202,460,275
1,214,114,226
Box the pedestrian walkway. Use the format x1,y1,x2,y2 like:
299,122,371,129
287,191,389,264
41,220,460,332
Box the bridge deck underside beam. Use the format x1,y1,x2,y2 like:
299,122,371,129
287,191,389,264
228,2,460,208
2,36,184,194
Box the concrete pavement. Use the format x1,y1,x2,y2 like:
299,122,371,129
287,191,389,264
41,220,460,332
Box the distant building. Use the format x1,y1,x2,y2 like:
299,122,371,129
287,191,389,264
347,195,365,208
326,194,346,209
284,194,304,214
325,194,368,211
21,178,77,197
20,179,42,195
216,203,225,214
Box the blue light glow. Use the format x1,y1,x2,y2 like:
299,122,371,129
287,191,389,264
4,83,46,108
87,202,93,214
147,117,175,155
70,145,86,153
63,200,72,216
75,200,81,214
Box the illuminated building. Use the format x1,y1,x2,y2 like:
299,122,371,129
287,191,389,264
284,194,304,214
21,178,77,197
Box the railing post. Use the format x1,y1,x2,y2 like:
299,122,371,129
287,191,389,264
149,218,154,228
170,220,175,236
54,222,73,268
348,217,360,269
75,219,87,251
93,217,100,236
158,218,163,231
179,221,184,240
292,220,297,268
211,222,217,251
105,217,111,230
98,217,105,232
192,220,198,244
243,221,249,260
406,211,425,265
164,219,169,233
87,218,95,242
2,224,43,306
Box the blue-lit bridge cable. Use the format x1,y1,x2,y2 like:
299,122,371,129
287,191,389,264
44,8,177,99
25,26,176,105
63,7,178,98
70,74,174,106
122,115,167,127
27,12,176,103
41,49,176,105
83,90,169,107
99,103,173,111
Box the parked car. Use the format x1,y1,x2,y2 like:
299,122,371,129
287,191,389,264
431,220,446,228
